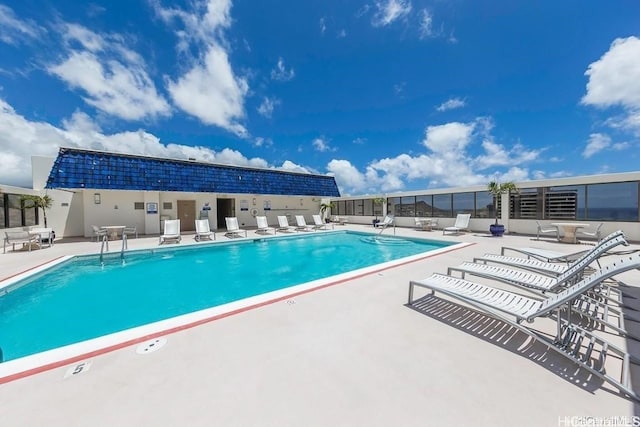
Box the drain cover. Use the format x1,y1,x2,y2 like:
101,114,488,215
136,337,167,355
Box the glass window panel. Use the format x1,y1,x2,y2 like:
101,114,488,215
586,182,638,221
545,185,584,220
0,194,5,228
354,199,364,216
433,194,452,217
453,192,474,216
415,195,432,217
336,200,346,215
475,191,494,219
7,194,22,227
397,196,415,217
373,198,384,216
388,197,401,216
345,200,354,215
363,199,373,216
24,205,37,226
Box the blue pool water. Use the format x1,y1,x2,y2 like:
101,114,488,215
0,231,450,362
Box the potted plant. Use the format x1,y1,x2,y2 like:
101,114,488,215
21,194,55,241
487,180,518,236
372,197,385,226
319,201,336,223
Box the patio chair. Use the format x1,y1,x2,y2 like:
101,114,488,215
295,215,314,231
123,226,138,239
408,250,640,402
195,219,215,241
255,216,276,235
276,216,296,232
224,217,247,238
442,214,471,235
3,231,40,253
159,219,181,244
91,225,109,242
312,214,333,230
576,222,604,242
536,221,559,241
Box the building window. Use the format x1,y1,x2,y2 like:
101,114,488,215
586,182,638,221
363,199,373,216
336,200,346,216
415,195,432,217
475,191,494,219
1,193,38,229
162,202,173,210
354,199,364,216
452,192,474,216
134,202,144,210
433,194,452,217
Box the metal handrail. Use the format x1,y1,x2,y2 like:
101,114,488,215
99,234,109,264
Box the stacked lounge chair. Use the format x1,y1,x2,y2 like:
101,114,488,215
407,230,640,401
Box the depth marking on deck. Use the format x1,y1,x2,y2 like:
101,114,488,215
63,361,92,379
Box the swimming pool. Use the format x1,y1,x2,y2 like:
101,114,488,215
0,231,460,371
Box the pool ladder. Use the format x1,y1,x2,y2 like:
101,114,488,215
99,233,128,264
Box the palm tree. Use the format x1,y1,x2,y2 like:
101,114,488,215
487,181,518,225
319,202,336,221
21,194,54,228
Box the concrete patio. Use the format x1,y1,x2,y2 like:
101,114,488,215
1,225,639,426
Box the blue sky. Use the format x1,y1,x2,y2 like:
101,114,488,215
1,1,639,195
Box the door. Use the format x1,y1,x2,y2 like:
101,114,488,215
177,200,196,232
216,198,235,230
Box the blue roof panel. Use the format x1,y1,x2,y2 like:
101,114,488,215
45,148,341,197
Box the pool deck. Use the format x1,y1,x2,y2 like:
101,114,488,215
1,225,640,426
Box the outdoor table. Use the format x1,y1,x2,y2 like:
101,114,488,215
101,225,126,240
551,222,589,244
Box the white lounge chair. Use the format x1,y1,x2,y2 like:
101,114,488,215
408,251,640,402
224,217,247,238
450,231,628,299
536,221,559,241
195,219,215,241
478,231,625,275
255,216,276,235
576,222,604,242
159,219,181,244
3,231,40,253
442,213,471,235
376,215,394,233
276,216,296,232
312,214,333,230
295,215,314,231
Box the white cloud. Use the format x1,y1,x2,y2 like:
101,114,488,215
337,29,347,38
582,133,611,158
312,137,335,152
271,57,295,81
436,97,466,112
582,37,640,109
320,17,326,34
326,118,542,194
372,0,412,27
257,97,280,118
0,97,280,187
152,0,248,135
279,160,312,174
418,9,434,39
167,45,248,136
582,36,640,136
0,4,44,45
48,24,171,121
